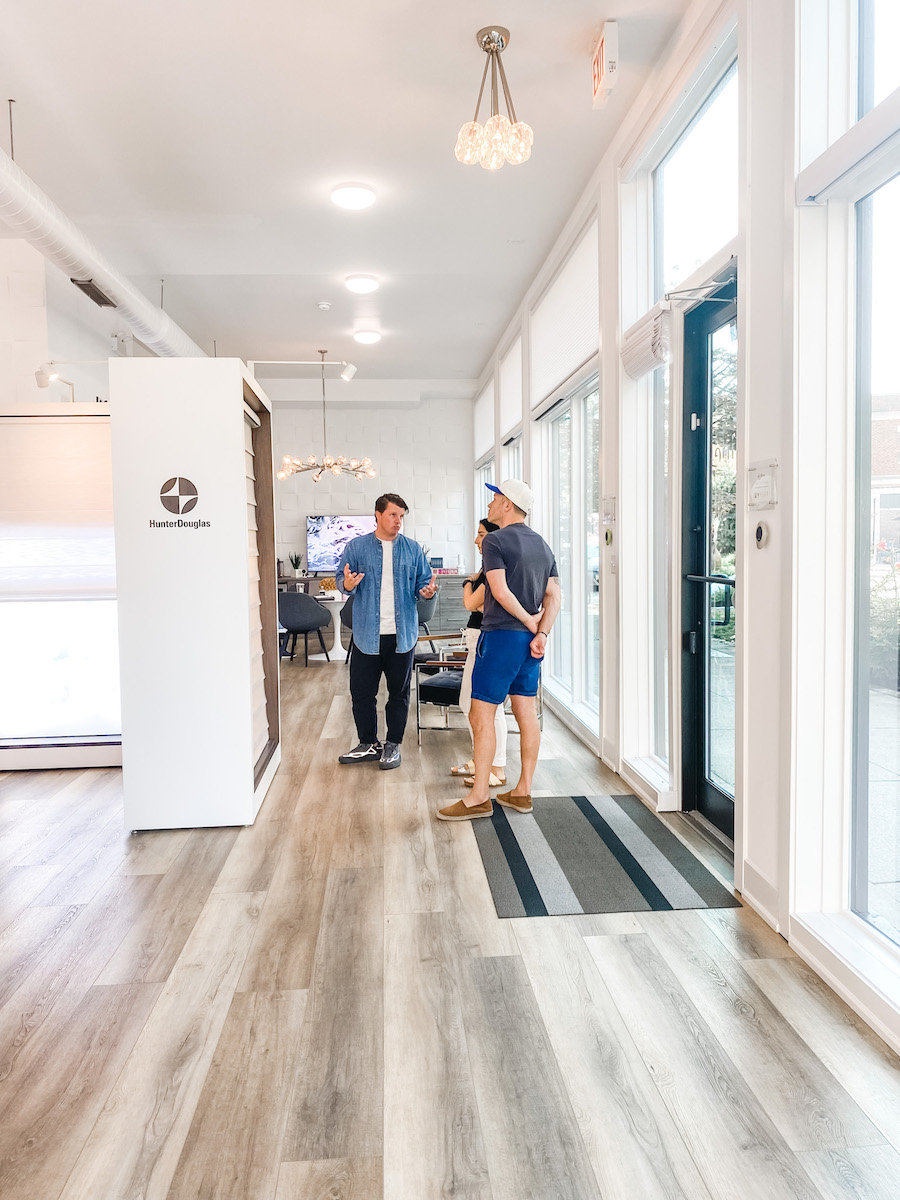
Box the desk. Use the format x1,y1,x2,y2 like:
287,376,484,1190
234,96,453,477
277,576,317,593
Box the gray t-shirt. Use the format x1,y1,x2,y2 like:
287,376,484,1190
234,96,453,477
481,523,558,632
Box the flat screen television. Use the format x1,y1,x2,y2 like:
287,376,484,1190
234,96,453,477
306,514,376,573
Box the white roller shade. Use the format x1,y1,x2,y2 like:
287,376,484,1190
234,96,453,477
474,379,495,459
531,221,599,406
499,337,522,438
621,303,672,379
0,414,115,600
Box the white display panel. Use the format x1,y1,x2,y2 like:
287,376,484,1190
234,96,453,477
110,358,279,830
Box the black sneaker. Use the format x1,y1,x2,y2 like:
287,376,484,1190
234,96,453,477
379,741,401,770
338,741,382,765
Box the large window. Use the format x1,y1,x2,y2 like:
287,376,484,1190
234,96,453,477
859,1,900,115
0,413,121,750
654,64,738,297
547,407,573,693
474,456,494,526
503,433,522,481
854,172,900,945
538,378,600,721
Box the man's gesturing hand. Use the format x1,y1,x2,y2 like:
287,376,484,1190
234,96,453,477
419,571,438,599
343,563,365,591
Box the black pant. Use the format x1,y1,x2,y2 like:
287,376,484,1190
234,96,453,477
349,635,415,745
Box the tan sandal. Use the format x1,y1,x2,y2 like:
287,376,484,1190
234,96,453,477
464,773,506,788
450,761,475,776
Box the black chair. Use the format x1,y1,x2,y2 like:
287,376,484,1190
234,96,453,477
278,592,332,666
415,662,464,744
417,592,439,653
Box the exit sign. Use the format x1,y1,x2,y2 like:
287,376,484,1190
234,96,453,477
592,21,618,108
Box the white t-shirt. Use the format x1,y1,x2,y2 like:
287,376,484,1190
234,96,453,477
379,537,396,634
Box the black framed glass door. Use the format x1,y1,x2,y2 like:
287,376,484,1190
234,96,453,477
682,275,737,839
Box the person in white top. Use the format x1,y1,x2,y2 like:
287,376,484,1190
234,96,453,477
337,493,437,770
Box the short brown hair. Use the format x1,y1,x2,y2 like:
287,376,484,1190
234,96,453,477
375,492,408,515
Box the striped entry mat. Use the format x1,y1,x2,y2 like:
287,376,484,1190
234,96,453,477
472,794,739,918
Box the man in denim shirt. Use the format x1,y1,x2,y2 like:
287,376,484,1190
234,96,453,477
337,493,437,770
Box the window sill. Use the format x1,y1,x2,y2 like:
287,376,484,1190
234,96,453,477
541,687,601,755
790,910,900,1055
620,754,677,811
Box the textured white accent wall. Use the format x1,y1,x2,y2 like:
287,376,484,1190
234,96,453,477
272,392,474,574
0,240,49,403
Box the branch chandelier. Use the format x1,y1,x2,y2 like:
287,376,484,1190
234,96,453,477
276,351,376,483
455,26,533,170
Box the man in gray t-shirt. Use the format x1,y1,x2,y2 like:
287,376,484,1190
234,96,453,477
437,479,560,823
481,522,558,632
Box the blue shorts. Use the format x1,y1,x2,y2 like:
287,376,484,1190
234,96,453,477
470,629,541,705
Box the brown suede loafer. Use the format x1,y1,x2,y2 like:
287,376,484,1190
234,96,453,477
436,798,493,821
496,790,533,814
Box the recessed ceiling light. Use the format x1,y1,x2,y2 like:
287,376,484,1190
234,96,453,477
330,184,376,210
353,330,382,345
345,275,380,294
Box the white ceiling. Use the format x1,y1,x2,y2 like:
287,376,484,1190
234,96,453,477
1,0,688,379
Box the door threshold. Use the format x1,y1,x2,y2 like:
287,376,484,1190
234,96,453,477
685,809,735,858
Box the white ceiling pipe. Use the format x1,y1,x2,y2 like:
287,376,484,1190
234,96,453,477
0,145,206,358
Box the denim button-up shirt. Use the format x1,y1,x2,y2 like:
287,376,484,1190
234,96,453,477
339,533,432,655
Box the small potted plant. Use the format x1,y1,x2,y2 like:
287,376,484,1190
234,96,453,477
289,552,303,578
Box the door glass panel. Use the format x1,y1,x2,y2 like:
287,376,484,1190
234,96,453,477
652,365,670,761
584,389,600,709
854,174,900,945
706,321,737,796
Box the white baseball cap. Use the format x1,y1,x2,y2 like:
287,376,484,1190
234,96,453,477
486,478,534,514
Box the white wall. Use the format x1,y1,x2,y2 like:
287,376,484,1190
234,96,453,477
0,240,49,403
0,240,143,407
271,385,475,574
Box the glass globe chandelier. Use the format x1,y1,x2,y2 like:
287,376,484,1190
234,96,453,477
455,27,533,171
276,351,376,484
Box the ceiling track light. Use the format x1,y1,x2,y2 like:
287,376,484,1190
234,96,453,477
276,351,375,484
455,27,533,170
35,362,75,401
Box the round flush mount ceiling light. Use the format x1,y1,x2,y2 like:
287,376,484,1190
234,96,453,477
330,183,376,210
353,330,382,344
345,274,380,294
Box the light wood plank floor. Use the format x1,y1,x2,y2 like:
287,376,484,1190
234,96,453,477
2,658,900,1198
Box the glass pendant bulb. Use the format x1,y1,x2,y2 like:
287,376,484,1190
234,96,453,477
480,139,506,171
455,121,485,165
483,113,511,149
505,121,533,164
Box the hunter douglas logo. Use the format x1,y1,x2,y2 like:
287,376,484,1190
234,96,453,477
149,477,211,529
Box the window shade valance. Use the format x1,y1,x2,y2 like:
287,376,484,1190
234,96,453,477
621,302,672,380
